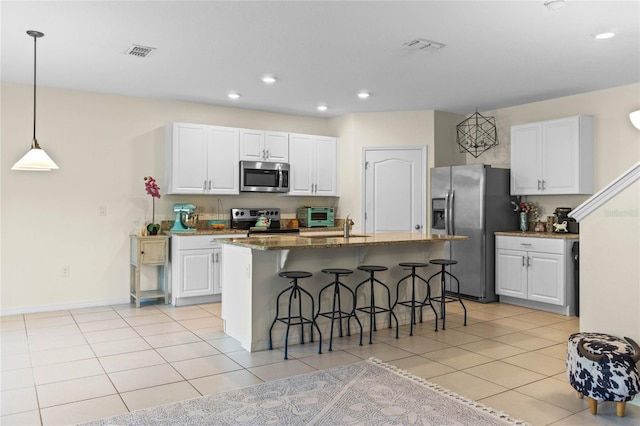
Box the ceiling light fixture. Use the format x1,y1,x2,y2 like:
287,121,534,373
317,105,328,112
261,74,277,84
593,32,615,40
227,91,241,100
544,0,567,11
456,111,499,158
12,30,59,171
630,110,640,130
357,91,370,99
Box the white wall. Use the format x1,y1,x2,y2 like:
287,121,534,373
0,82,333,314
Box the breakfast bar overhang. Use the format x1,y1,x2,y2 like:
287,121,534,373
218,232,468,352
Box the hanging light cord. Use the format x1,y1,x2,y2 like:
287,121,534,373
28,30,43,149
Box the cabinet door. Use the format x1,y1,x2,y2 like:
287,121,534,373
510,124,542,195
139,239,167,265
212,247,222,294
496,249,527,299
542,118,580,194
207,126,239,194
167,123,208,194
314,136,338,196
528,251,565,305
178,249,214,298
239,129,265,161
288,133,315,195
264,132,289,162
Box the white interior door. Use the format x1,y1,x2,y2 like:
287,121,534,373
363,147,426,233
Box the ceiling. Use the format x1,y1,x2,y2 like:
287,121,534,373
2,1,639,118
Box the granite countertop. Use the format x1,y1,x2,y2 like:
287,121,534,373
495,231,579,239
163,229,248,236
217,232,468,251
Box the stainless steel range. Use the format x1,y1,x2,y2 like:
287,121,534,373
230,208,299,235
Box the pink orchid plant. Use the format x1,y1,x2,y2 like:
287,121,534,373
144,176,161,233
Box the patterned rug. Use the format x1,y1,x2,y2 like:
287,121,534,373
84,358,526,425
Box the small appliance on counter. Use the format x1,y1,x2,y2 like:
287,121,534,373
170,203,198,232
554,207,578,233
296,207,335,227
230,208,299,235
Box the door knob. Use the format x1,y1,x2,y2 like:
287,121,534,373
415,224,421,230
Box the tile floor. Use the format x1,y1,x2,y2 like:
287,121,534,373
1,300,639,425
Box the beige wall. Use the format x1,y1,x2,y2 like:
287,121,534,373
578,181,640,341
2,81,639,316
0,82,334,313
329,110,436,231
433,110,466,167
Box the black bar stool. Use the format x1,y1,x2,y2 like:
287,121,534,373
393,262,438,335
353,265,399,344
425,259,467,330
314,268,363,351
269,271,322,360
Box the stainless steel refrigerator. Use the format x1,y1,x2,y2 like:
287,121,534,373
430,164,515,302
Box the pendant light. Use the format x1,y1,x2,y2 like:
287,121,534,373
12,30,59,171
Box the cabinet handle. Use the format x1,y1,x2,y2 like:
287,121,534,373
537,180,541,190
541,180,546,190
140,251,144,255
203,180,207,190
527,256,531,267
266,149,270,159
262,149,266,160
522,256,525,267
520,243,532,246
208,180,212,190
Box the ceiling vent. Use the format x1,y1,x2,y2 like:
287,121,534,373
403,39,445,52
124,44,156,58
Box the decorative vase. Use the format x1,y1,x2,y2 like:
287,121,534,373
147,223,160,235
519,212,528,232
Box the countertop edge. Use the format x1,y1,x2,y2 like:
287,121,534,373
495,231,579,239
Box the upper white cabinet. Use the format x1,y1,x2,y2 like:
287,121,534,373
165,123,240,195
288,133,338,196
240,129,289,162
510,116,594,195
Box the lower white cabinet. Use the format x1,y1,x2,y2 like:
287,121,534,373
170,234,245,306
496,235,576,315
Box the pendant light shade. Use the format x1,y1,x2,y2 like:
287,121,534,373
12,30,59,171
630,110,640,131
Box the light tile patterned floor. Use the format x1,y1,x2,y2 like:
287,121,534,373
1,301,639,425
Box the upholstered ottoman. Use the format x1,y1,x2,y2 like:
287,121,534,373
567,332,640,417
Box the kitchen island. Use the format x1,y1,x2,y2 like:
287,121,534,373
219,232,467,352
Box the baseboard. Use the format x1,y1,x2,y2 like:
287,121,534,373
0,297,131,317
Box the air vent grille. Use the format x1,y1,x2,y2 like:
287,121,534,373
403,39,445,52
124,44,156,58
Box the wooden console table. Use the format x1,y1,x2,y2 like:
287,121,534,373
130,235,169,307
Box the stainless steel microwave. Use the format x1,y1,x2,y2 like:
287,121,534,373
240,161,290,193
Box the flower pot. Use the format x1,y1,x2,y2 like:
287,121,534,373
147,223,160,235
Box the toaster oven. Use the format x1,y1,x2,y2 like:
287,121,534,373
296,207,334,227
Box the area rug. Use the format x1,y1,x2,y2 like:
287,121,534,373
84,357,526,425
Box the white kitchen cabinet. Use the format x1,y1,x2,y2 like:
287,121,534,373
288,133,338,196
170,234,244,306
496,235,576,315
165,123,240,195
240,129,289,162
510,116,593,195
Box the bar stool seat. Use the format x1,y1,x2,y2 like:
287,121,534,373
315,268,363,351
425,259,467,330
269,271,322,359
393,262,438,335
353,265,399,344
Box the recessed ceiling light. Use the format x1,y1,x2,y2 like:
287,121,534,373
317,105,328,112
261,74,277,84
544,0,567,11
593,32,615,40
357,91,370,99
228,91,241,100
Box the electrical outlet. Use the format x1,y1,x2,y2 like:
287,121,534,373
98,205,107,216
62,265,70,277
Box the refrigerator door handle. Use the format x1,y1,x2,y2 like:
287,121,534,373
450,189,455,235
444,191,450,234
